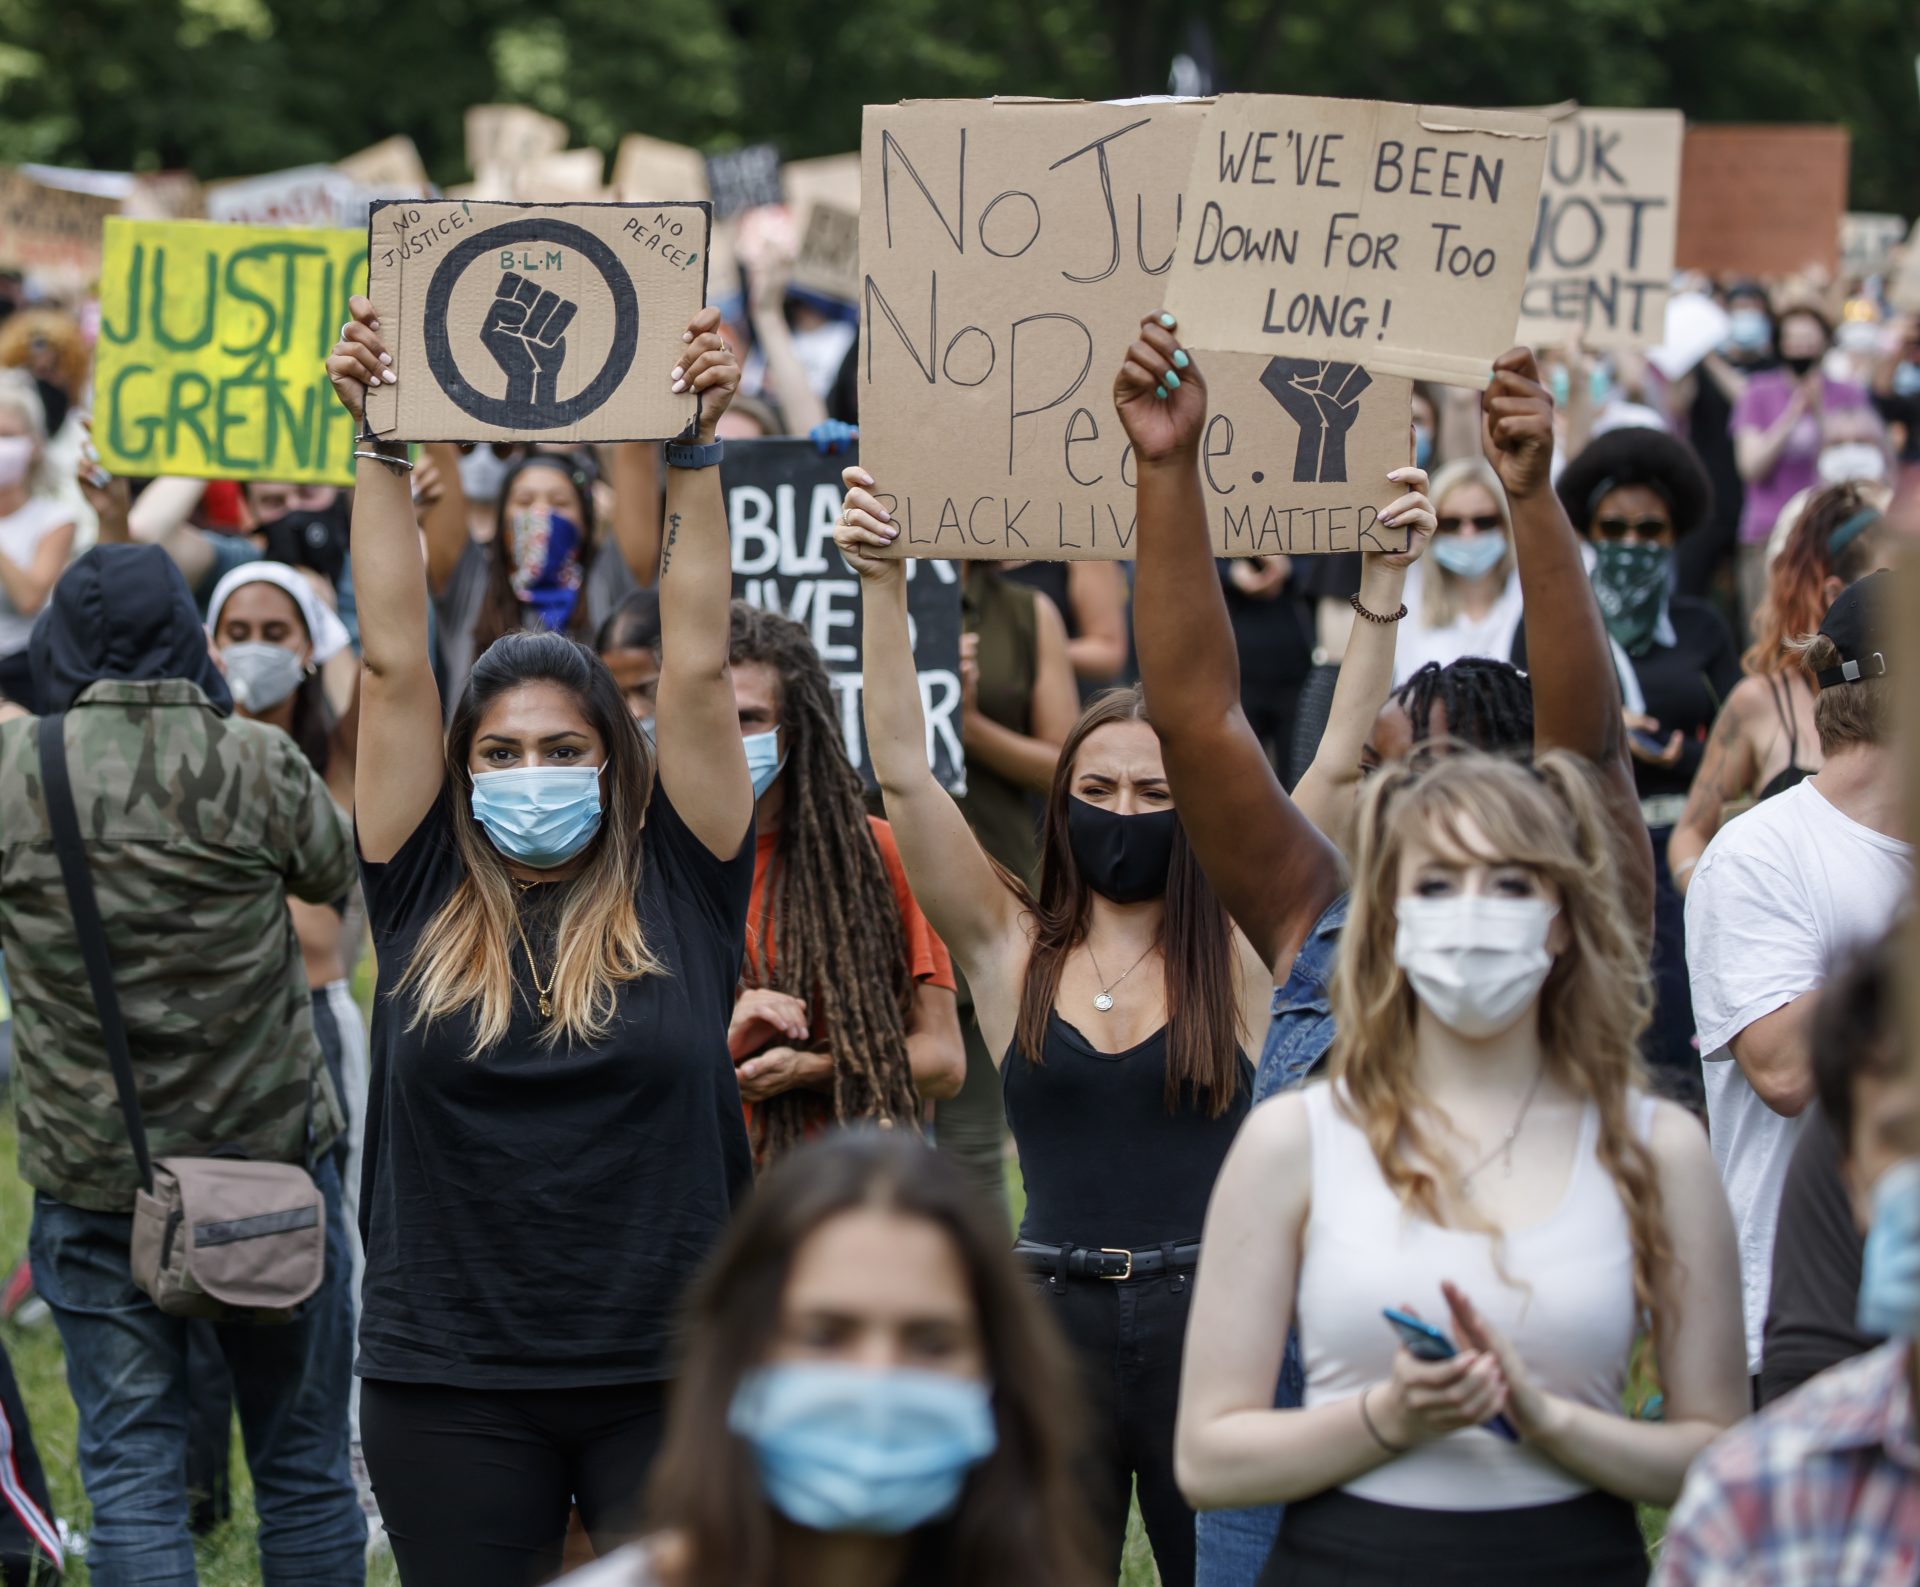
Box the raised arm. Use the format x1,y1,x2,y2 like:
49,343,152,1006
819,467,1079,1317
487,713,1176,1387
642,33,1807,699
1062,558,1130,682
419,443,472,597
1668,683,1761,894
326,296,445,863
1122,314,1343,976
1484,347,1655,931
0,515,74,619
652,309,753,859
608,442,664,585
958,588,1077,796
1291,472,1434,855
834,468,1022,975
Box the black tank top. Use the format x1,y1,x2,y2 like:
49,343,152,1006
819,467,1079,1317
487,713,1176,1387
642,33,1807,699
1758,673,1817,802
1002,1011,1251,1247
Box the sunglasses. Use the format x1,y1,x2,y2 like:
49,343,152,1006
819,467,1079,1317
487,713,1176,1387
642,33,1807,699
1436,514,1502,534
1594,516,1671,540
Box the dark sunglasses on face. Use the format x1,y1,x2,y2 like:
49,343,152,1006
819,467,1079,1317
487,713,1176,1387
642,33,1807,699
1436,514,1502,534
1594,516,1671,540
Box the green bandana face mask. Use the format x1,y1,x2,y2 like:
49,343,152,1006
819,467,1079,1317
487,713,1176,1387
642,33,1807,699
1592,541,1671,657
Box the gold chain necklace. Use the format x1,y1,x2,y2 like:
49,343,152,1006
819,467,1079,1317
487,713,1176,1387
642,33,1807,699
509,900,556,1020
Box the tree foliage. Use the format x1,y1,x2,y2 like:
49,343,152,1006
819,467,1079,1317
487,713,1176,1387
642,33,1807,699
2,0,1913,212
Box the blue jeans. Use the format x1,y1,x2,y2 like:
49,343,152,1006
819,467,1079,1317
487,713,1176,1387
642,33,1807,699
29,1158,365,1587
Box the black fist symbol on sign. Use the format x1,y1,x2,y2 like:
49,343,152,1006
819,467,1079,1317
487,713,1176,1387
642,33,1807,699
482,272,579,417
1260,358,1373,485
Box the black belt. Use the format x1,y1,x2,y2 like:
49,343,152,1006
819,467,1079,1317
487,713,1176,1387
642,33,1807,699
1013,1239,1202,1282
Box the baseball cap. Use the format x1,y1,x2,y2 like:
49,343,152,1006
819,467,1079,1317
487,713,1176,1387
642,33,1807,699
1815,571,1890,690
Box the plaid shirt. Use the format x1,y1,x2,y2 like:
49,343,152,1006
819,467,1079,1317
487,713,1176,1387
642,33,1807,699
1654,1342,1920,1586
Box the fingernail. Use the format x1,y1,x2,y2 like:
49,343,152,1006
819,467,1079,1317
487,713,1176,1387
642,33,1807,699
382,370,397,384
1155,385,1168,400
1388,468,1406,479
370,319,380,330
1165,370,1182,390
853,469,873,486
883,527,898,541
379,353,392,366
683,332,693,343
1380,514,1398,526
670,367,684,381
1172,349,1190,370
1159,313,1176,328
672,380,686,393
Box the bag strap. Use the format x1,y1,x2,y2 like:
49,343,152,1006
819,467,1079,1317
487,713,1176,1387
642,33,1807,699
38,712,155,1192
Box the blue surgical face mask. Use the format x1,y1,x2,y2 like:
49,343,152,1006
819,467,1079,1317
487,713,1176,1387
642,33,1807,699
730,1362,997,1535
1432,532,1507,579
1413,425,1434,470
744,727,784,799
1727,307,1771,353
1859,1158,1920,1338
469,765,604,869
1548,365,1571,408
1893,361,1920,398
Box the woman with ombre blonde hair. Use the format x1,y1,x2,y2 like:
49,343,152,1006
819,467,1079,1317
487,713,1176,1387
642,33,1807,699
1176,750,1746,1586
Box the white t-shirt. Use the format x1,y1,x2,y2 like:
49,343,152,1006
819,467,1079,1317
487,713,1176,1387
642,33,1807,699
0,497,74,657
1685,778,1912,1371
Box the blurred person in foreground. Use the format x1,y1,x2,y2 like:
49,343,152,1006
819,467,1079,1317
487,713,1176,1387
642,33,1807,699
559,1129,1105,1587
1654,927,1920,1586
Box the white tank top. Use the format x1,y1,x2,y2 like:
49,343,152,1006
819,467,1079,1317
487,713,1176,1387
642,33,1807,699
1296,1080,1650,1510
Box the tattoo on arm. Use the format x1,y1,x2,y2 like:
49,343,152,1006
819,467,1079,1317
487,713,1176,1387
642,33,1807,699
660,511,681,578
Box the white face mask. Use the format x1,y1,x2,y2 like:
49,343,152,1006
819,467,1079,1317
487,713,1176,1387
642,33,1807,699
1394,894,1559,1039
0,435,34,489
1817,442,1887,487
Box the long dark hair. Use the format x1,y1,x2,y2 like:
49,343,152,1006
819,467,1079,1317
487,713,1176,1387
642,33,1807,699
396,630,661,1054
646,1130,1105,1587
473,453,599,655
730,603,919,1159
1012,686,1242,1116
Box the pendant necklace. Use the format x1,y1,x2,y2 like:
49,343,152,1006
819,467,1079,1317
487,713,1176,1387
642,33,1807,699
1457,1064,1546,1188
1084,939,1156,1014
510,895,557,1020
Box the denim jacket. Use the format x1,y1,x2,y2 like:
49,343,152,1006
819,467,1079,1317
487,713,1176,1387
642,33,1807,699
1253,892,1347,1104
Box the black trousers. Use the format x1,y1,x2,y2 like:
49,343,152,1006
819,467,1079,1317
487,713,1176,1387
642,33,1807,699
360,1377,669,1587
1030,1262,1197,1587
1259,1488,1648,1586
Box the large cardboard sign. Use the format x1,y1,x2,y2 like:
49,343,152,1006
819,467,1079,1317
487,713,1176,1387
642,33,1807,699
1517,107,1682,348
859,99,1414,560
728,439,964,792
337,136,433,199
615,134,741,302
1841,212,1907,281
92,218,364,485
1674,126,1849,278
466,106,567,180
0,167,119,283
363,200,709,444
707,144,784,220
1161,95,1549,388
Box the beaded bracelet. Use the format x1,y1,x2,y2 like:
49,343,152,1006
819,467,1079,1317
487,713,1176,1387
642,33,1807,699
1350,592,1408,625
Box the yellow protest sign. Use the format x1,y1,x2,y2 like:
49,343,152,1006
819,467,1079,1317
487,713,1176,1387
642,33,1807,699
93,218,366,485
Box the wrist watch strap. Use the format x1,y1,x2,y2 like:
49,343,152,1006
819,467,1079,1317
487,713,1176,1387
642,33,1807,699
664,439,725,470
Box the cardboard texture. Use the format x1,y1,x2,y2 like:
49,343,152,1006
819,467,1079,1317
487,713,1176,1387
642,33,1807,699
1841,212,1907,281
615,134,741,302
727,438,965,792
206,166,367,229
786,153,862,301
0,167,120,283
1517,107,1682,348
1160,95,1549,389
92,217,365,485
364,199,709,444
860,99,1414,561
515,149,609,200
1674,126,1849,278
707,144,783,219
337,136,433,198
1889,220,1920,314
465,106,567,179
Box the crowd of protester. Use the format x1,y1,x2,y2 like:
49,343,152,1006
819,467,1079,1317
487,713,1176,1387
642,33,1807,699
0,195,1908,1587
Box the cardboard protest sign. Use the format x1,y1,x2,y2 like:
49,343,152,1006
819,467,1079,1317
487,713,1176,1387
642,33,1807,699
615,134,741,301
707,144,783,220
728,439,965,792
1517,107,1682,348
1161,95,1549,388
859,99,1415,560
517,149,608,200
207,165,368,229
122,173,205,221
1841,212,1907,281
465,106,567,180
92,217,363,485
0,167,119,284
363,200,709,444
786,152,862,301
1674,126,1849,278
337,136,433,198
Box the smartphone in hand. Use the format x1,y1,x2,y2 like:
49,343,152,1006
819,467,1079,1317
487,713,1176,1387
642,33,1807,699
1382,1308,1520,1443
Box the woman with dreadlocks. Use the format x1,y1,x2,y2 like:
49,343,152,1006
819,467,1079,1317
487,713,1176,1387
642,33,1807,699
837,477,1273,1587
718,600,965,1164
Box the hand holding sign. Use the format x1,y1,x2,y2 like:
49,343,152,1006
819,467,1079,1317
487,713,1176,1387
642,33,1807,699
326,295,398,423
836,466,903,587
1114,314,1207,465
482,272,579,414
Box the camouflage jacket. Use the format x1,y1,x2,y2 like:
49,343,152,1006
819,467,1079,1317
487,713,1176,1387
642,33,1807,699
0,679,356,1211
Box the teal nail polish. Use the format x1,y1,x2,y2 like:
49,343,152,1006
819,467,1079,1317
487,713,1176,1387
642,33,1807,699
1159,313,1176,328
1172,350,1190,370
1155,385,1168,400
1163,370,1181,389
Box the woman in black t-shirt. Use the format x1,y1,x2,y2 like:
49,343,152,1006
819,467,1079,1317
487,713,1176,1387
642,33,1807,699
326,298,755,1587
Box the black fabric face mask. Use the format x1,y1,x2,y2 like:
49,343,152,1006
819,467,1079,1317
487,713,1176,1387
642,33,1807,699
1065,797,1177,904
259,499,350,586
1781,354,1818,379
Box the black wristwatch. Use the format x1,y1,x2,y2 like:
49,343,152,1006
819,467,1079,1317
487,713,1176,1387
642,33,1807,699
664,439,724,470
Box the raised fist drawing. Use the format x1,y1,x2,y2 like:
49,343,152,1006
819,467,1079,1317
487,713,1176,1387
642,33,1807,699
1261,358,1372,484
481,272,579,415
